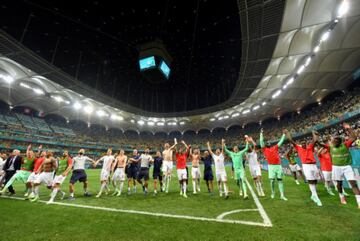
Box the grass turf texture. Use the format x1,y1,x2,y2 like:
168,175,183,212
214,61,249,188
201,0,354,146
1,167,360,241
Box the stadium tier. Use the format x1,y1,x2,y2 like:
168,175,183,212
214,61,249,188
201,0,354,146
1,1,360,241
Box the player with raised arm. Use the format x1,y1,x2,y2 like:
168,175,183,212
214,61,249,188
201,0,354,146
152,151,163,195
127,149,141,195
286,130,322,206
260,129,287,201
285,147,304,185
319,123,360,208
137,148,154,196
47,150,73,204
175,140,190,198
112,149,127,196
68,149,94,200
201,149,214,194
94,148,115,198
317,147,335,196
162,139,177,193
246,137,265,197
30,152,57,202
224,137,249,199
0,145,34,196
190,147,201,194
207,140,228,198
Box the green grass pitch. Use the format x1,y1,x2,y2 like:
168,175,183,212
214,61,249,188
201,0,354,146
1,166,360,241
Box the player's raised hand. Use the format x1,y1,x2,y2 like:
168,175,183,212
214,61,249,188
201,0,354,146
174,138,178,144
221,139,225,143
343,122,350,129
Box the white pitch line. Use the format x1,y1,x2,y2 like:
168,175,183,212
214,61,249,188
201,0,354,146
1,196,269,227
245,179,273,227
216,209,259,220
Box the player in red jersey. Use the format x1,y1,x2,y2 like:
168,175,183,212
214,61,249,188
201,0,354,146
25,145,45,199
317,147,335,196
175,140,190,198
286,130,322,206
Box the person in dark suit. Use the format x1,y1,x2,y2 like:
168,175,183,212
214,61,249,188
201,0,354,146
2,149,22,195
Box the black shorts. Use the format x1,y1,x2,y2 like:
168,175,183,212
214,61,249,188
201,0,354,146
127,166,138,179
204,170,214,181
153,169,162,180
70,170,87,184
137,167,149,181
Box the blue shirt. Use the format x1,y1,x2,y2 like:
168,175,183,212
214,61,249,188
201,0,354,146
202,156,213,172
153,157,163,173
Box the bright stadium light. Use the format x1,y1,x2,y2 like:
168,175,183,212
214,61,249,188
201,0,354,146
210,117,216,121
253,105,260,110
242,109,250,114
286,77,294,85
130,119,135,123
223,115,229,119
137,120,145,125
304,57,312,67
218,116,224,120
262,102,267,106
52,96,64,102
168,122,177,126
156,122,165,126
147,121,155,126
33,88,44,95
313,45,320,53
19,82,31,89
111,114,123,121
231,113,240,118
337,0,349,18
73,102,82,110
84,105,93,114
297,65,305,75
272,90,282,99
0,74,14,84
179,121,185,125
96,110,106,117
320,31,330,42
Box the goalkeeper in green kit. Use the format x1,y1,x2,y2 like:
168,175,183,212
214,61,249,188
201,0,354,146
223,136,250,199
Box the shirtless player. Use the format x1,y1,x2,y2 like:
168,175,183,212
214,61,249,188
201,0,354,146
162,138,177,193
190,148,201,194
112,149,127,197
30,152,57,202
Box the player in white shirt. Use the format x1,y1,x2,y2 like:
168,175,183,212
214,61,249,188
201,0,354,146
207,140,229,199
94,148,115,198
162,138,177,193
111,149,127,196
246,137,265,196
0,152,7,187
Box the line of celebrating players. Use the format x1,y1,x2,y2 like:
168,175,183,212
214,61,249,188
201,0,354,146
0,123,359,208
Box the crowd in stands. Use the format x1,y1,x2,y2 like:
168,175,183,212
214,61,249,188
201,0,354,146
0,88,360,159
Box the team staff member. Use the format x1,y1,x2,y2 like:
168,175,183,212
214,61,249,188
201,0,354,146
127,149,141,194
1,149,22,195
137,148,153,196
69,149,94,200
152,151,163,195
201,149,214,194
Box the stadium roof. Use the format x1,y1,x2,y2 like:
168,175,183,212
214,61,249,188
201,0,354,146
0,0,359,133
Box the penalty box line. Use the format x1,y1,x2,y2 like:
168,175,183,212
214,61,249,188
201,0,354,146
1,195,271,227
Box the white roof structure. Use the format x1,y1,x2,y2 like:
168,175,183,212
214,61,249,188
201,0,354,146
0,0,359,134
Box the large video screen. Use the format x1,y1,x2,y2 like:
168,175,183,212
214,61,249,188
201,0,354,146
139,56,156,70
159,60,170,78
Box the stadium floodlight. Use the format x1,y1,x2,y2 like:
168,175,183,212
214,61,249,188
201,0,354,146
337,0,349,18
0,74,14,84
210,117,216,121
19,82,31,89
242,109,250,114
147,121,155,126
130,119,135,123
73,102,82,110
262,102,267,106
313,45,320,53
111,114,123,121
137,120,145,125
64,101,70,105
223,115,229,119
231,113,240,118
33,88,44,95
320,31,330,42
156,122,165,126
52,96,64,102
96,109,106,117
84,105,93,114
272,89,282,99
218,116,224,120
167,122,177,126
286,77,294,85
304,57,312,67
253,105,260,110
179,121,185,125
297,65,305,75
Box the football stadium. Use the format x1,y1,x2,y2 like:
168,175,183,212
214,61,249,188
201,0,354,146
0,0,360,240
